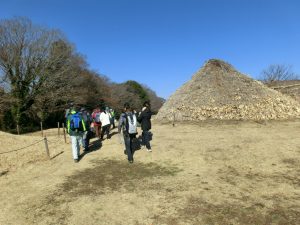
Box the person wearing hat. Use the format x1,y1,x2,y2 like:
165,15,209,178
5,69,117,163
67,106,87,163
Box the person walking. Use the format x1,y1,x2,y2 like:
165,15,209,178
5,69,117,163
67,106,87,163
137,101,152,152
80,107,92,151
118,103,137,163
100,107,111,140
92,106,102,139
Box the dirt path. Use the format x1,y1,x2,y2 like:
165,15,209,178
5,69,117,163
1,120,300,225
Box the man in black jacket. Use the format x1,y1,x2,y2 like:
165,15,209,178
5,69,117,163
137,101,152,152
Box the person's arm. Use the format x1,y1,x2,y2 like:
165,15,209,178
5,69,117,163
81,117,87,131
67,116,71,134
99,112,103,123
137,111,143,123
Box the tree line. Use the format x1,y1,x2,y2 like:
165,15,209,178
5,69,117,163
0,17,164,133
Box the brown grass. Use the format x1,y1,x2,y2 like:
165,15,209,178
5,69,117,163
1,120,300,225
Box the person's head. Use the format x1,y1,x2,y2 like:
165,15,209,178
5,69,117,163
72,105,80,112
143,101,150,108
123,103,131,112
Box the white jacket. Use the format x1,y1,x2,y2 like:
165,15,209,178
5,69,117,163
100,112,111,126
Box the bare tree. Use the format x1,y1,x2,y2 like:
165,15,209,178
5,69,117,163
30,41,86,122
0,17,80,124
261,64,298,84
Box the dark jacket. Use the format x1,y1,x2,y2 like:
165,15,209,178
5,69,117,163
137,108,152,131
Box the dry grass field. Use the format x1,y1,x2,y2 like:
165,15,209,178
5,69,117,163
1,120,300,225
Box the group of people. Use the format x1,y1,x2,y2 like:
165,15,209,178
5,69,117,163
65,101,152,163
91,106,116,140
65,105,116,163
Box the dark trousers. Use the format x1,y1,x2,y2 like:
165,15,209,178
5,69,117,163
101,124,110,139
83,131,90,151
142,130,151,149
110,117,115,128
124,134,135,161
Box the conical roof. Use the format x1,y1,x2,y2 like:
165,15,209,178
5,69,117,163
156,59,300,121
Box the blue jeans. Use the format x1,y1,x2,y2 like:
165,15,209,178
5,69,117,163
124,133,135,161
82,131,90,151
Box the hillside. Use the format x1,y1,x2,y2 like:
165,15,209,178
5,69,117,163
156,59,300,121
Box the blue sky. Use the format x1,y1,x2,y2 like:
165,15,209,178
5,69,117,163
1,0,299,98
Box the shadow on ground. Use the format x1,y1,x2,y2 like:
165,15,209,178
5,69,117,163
26,159,181,225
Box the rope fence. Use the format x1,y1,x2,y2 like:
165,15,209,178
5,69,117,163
0,139,45,155
0,134,67,160
46,136,66,144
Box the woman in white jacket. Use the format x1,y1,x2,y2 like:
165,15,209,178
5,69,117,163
100,108,111,140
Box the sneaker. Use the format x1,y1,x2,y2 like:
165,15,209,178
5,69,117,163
147,148,152,152
128,160,133,164
74,159,79,163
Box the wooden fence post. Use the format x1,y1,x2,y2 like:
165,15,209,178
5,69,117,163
44,136,50,159
40,122,43,137
17,124,20,135
62,123,67,143
58,122,60,136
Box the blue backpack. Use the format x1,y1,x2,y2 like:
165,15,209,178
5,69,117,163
70,113,83,131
